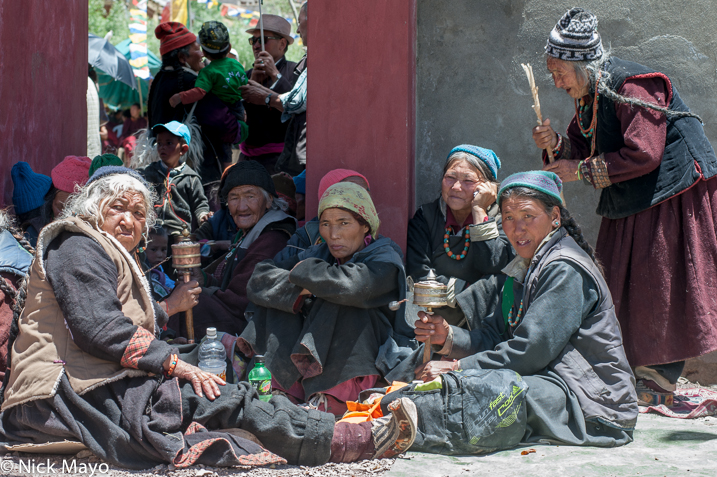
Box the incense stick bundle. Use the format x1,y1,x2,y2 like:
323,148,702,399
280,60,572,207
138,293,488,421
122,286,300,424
521,63,555,163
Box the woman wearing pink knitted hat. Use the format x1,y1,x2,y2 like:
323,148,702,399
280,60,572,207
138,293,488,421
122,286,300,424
50,156,92,218
10,156,92,247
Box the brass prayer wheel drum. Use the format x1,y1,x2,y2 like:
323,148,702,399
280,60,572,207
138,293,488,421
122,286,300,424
171,241,202,269
412,269,448,308
413,269,447,365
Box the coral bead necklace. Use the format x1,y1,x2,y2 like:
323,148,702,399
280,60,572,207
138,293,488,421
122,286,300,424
444,227,471,260
573,69,602,157
507,299,525,327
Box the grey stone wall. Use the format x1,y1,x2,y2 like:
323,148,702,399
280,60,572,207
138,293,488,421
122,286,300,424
416,0,717,244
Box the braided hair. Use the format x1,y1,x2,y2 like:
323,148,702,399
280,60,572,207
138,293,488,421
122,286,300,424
499,187,603,275
569,52,704,124
0,212,34,405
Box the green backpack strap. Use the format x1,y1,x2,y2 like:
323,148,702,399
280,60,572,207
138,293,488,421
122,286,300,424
502,276,515,330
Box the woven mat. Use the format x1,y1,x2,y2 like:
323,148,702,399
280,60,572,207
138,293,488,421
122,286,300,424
639,387,717,419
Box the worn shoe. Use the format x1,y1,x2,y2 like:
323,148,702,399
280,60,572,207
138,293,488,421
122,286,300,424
634,366,677,392
371,397,417,459
635,379,674,407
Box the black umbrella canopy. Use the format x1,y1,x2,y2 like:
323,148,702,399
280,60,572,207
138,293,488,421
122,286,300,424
88,33,137,90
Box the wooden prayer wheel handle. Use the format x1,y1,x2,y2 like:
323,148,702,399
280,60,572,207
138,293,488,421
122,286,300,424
423,307,433,364
171,229,200,344
183,271,195,344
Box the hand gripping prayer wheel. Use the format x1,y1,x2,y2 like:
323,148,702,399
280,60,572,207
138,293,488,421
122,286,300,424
413,269,448,364
172,227,201,343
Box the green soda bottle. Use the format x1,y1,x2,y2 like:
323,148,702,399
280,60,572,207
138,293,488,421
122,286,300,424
248,355,272,402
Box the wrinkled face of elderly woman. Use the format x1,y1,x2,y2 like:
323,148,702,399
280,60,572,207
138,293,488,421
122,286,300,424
101,192,147,251
547,57,590,100
441,159,484,215
227,185,271,232
320,208,370,264
180,41,205,73
501,195,560,259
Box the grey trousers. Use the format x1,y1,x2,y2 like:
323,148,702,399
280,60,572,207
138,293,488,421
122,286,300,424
182,381,335,465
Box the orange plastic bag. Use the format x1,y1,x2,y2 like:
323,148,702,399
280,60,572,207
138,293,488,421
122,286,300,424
339,381,410,423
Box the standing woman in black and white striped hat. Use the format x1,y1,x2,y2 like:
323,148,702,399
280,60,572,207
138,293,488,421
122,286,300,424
532,7,717,400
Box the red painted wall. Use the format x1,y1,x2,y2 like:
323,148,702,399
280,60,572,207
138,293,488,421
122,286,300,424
307,1,416,251
0,1,88,209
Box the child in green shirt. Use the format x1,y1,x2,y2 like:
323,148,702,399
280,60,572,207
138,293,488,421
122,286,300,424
169,21,248,144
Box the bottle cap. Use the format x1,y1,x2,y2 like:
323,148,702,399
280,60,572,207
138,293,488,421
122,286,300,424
255,354,265,363
206,327,217,338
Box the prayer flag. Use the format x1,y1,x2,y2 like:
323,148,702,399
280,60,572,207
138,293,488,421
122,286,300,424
130,0,151,81
170,0,188,24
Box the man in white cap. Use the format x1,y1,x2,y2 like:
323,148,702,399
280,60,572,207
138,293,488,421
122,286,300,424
239,14,297,173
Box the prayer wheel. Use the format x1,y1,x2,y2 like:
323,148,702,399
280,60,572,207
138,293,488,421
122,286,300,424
171,227,201,343
413,269,448,364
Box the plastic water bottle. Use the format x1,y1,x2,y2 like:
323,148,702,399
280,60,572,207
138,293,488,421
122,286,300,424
248,355,272,402
198,327,227,381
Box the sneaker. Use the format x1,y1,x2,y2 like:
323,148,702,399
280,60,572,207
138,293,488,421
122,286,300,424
371,397,417,459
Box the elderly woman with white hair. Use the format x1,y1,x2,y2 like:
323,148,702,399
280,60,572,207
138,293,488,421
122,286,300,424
180,160,296,339
532,7,717,396
0,166,417,469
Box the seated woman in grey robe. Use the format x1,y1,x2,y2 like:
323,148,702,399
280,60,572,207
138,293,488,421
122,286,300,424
240,182,408,416
410,171,637,450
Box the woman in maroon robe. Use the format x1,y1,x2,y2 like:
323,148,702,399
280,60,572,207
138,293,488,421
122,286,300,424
532,7,717,399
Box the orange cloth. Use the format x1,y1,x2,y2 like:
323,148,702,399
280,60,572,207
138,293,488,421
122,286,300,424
339,381,410,423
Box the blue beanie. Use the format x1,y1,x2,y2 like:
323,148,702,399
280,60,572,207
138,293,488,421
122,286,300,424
293,170,306,195
87,166,150,189
448,145,501,180
11,162,53,214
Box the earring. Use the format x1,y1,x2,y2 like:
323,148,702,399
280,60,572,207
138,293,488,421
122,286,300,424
554,221,560,227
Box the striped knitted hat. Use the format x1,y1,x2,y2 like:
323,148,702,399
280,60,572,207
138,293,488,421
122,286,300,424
545,8,603,61
498,171,563,205
155,22,197,57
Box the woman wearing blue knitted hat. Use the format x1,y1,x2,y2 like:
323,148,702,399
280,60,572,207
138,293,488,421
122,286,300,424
10,162,53,247
532,7,717,399
407,171,637,452
405,145,514,346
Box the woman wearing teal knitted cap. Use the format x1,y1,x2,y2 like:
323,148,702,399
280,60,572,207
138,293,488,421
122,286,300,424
410,170,637,450
406,145,514,340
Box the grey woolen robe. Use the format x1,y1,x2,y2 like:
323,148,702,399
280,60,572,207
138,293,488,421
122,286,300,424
240,236,408,398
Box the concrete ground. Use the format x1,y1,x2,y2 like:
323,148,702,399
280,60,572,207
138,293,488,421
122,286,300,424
389,413,717,477
2,413,715,476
